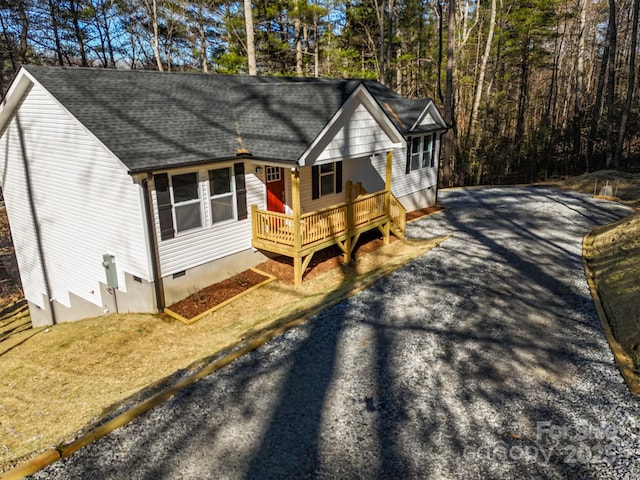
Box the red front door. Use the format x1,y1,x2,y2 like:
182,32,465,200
266,167,285,213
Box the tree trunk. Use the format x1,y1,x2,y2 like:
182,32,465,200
17,0,29,64
587,19,611,170
313,0,319,77
442,0,456,187
70,0,89,67
197,2,209,73
437,0,445,106
295,13,303,76
514,38,530,156
375,0,385,84
143,0,164,71
469,0,496,141
244,0,257,75
386,0,394,87
605,0,617,168
468,0,496,182
614,0,638,166
48,0,65,66
573,0,586,169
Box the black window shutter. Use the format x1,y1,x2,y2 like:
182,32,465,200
335,161,343,194
405,137,412,174
154,173,175,240
234,163,248,220
312,165,320,199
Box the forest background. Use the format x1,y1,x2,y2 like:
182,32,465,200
0,0,638,186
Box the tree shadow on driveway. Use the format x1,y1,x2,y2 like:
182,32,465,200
32,187,639,480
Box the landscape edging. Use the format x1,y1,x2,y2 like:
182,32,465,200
581,232,640,395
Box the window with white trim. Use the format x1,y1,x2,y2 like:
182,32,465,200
171,172,203,233
209,167,235,224
407,134,435,172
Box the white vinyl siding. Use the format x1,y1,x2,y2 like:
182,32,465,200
153,164,263,277
314,103,398,165
0,83,152,310
302,105,440,212
387,136,440,203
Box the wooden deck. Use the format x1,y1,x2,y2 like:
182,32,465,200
251,189,406,284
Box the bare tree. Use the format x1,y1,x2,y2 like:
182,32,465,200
141,0,164,70
442,0,456,187
614,0,639,166
468,0,497,184
573,0,586,167
605,0,617,167
244,0,256,75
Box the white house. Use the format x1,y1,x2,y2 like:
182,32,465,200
0,66,447,327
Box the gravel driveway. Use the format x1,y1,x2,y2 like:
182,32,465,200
33,187,639,479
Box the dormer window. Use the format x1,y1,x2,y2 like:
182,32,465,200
406,134,435,172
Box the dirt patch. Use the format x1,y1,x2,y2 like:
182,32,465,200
257,229,398,285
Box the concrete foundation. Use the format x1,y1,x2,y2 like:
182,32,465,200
399,186,437,212
27,273,157,327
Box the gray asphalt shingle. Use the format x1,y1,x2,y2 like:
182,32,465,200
23,66,434,173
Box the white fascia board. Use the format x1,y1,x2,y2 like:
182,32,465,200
297,84,404,167
0,68,34,134
409,100,448,133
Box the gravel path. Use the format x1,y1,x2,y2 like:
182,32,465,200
33,187,639,479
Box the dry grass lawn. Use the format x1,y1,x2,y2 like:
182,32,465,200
0,234,449,471
556,169,640,207
584,212,640,368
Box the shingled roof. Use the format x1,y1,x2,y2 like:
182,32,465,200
21,66,439,173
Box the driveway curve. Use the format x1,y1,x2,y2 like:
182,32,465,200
33,187,639,479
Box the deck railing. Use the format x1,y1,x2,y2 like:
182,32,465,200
252,189,404,252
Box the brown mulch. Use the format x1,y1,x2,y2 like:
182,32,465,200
167,269,270,319
406,205,442,221
167,206,442,319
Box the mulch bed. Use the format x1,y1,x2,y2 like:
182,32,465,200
167,269,270,319
167,206,441,319
406,205,442,221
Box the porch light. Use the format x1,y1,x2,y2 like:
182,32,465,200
255,166,263,174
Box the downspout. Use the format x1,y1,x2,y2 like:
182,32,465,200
142,174,165,311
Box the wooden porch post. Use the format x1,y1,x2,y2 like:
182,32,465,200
383,151,393,245
291,168,303,285
344,181,353,263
